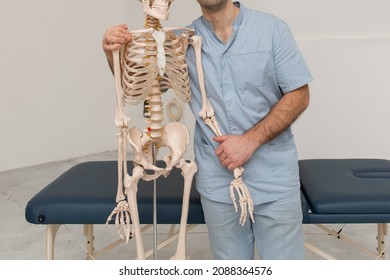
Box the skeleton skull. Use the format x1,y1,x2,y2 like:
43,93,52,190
139,0,174,20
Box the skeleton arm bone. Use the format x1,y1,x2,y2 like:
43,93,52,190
113,49,130,128
112,49,132,205
190,36,222,136
190,35,254,225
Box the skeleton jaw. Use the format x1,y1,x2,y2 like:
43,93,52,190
140,0,174,20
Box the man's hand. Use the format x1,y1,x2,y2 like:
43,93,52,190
214,134,258,171
214,85,310,171
102,24,132,53
102,24,132,73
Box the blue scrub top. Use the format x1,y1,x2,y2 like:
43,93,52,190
186,2,314,204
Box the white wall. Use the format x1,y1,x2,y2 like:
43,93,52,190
1,0,389,171
256,0,390,160
0,1,127,171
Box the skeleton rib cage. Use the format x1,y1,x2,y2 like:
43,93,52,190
120,29,193,106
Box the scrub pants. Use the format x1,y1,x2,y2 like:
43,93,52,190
200,190,304,260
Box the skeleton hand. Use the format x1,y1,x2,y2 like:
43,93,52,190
230,167,255,225
105,200,133,242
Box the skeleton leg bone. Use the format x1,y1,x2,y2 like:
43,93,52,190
170,158,197,260
124,165,147,259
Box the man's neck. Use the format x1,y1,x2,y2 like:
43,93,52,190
201,1,239,43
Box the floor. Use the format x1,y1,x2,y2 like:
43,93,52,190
0,151,388,260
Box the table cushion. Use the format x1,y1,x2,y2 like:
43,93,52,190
299,159,390,215
25,161,204,225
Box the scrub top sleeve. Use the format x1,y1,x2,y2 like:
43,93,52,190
272,22,314,93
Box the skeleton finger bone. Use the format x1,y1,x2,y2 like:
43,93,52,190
105,200,133,242
229,169,255,225
230,178,246,225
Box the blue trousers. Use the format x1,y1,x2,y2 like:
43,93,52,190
200,190,304,260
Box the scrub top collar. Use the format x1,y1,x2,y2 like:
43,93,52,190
200,1,244,41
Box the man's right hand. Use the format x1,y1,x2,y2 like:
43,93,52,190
102,24,132,72
102,24,132,53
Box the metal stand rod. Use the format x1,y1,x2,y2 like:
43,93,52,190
152,143,158,260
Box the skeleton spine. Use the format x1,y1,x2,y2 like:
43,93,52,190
145,15,163,141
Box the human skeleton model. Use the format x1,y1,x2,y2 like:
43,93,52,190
106,0,254,260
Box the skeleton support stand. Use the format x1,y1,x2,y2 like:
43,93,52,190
152,143,157,259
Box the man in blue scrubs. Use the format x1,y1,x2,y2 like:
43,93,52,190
102,0,313,259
